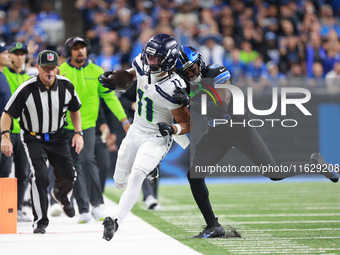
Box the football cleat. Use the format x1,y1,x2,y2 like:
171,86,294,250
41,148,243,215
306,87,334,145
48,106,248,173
33,225,47,234
92,205,105,221
144,195,158,210
102,217,118,241
51,188,75,217
191,225,225,238
77,212,92,224
310,152,339,183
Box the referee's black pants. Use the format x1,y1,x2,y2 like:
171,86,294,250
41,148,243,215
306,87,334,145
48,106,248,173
23,129,76,229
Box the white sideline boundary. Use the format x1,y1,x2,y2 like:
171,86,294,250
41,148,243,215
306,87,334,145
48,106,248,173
0,196,201,255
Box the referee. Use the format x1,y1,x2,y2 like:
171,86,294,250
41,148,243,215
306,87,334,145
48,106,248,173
0,50,84,234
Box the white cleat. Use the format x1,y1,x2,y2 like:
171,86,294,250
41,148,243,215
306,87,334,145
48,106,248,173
92,205,105,221
77,212,92,223
145,195,158,210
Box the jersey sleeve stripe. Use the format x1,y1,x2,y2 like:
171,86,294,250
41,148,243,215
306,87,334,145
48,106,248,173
155,85,182,105
133,59,145,76
214,71,231,85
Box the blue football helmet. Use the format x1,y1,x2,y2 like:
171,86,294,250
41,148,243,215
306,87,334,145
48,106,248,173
142,34,180,75
175,46,205,83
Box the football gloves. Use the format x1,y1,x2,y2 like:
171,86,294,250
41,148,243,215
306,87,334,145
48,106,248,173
173,87,190,107
157,122,174,137
98,71,116,90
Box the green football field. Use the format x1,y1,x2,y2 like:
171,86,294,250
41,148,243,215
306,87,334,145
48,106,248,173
105,180,340,255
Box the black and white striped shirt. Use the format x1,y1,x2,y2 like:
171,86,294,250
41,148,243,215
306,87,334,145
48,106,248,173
4,75,81,134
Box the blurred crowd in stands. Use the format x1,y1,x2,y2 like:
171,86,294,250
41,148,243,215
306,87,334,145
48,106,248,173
1,0,340,93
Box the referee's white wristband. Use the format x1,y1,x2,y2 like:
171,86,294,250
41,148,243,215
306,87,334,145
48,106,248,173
174,124,182,135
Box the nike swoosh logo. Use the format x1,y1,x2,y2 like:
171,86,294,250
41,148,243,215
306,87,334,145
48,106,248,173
220,69,224,72
203,230,215,238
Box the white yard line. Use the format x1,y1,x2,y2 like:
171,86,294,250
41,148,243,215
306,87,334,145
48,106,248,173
244,228,340,232
222,213,340,217
236,220,340,224
0,197,201,255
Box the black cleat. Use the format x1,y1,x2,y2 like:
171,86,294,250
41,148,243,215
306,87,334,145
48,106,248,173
310,152,339,183
191,225,225,238
147,164,160,188
51,188,75,217
33,226,46,234
102,217,118,241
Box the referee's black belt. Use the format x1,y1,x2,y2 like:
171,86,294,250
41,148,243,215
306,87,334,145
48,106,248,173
25,129,63,141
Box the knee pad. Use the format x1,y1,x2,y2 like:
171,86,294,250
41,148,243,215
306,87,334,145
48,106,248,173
114,168,130,186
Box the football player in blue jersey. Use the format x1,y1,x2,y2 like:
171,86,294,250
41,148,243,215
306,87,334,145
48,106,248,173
174,46,338,238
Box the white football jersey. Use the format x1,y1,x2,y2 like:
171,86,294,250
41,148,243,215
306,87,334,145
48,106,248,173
132,54,187,133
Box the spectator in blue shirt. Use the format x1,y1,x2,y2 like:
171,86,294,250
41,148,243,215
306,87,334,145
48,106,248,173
263,61,287,93
306,32,327,77
15,13,48,56
131,0,151,33
246,54,268,92
224,48,247,82
320,6,340,38
0,11,11,43
307,62,326,92
129,29,155,63
96,43,121,71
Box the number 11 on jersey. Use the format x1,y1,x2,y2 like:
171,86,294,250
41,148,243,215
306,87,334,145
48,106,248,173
137,89,154,122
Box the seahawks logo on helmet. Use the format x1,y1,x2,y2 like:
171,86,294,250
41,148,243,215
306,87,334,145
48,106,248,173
145,47,156,55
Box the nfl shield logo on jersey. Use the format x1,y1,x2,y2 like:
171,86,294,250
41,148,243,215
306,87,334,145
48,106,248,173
47,53,54,61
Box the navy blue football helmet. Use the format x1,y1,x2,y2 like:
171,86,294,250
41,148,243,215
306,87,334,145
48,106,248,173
175,46,205,83
142,34,180,75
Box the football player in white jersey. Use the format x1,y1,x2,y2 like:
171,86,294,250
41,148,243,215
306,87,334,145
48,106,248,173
98,34,191,241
